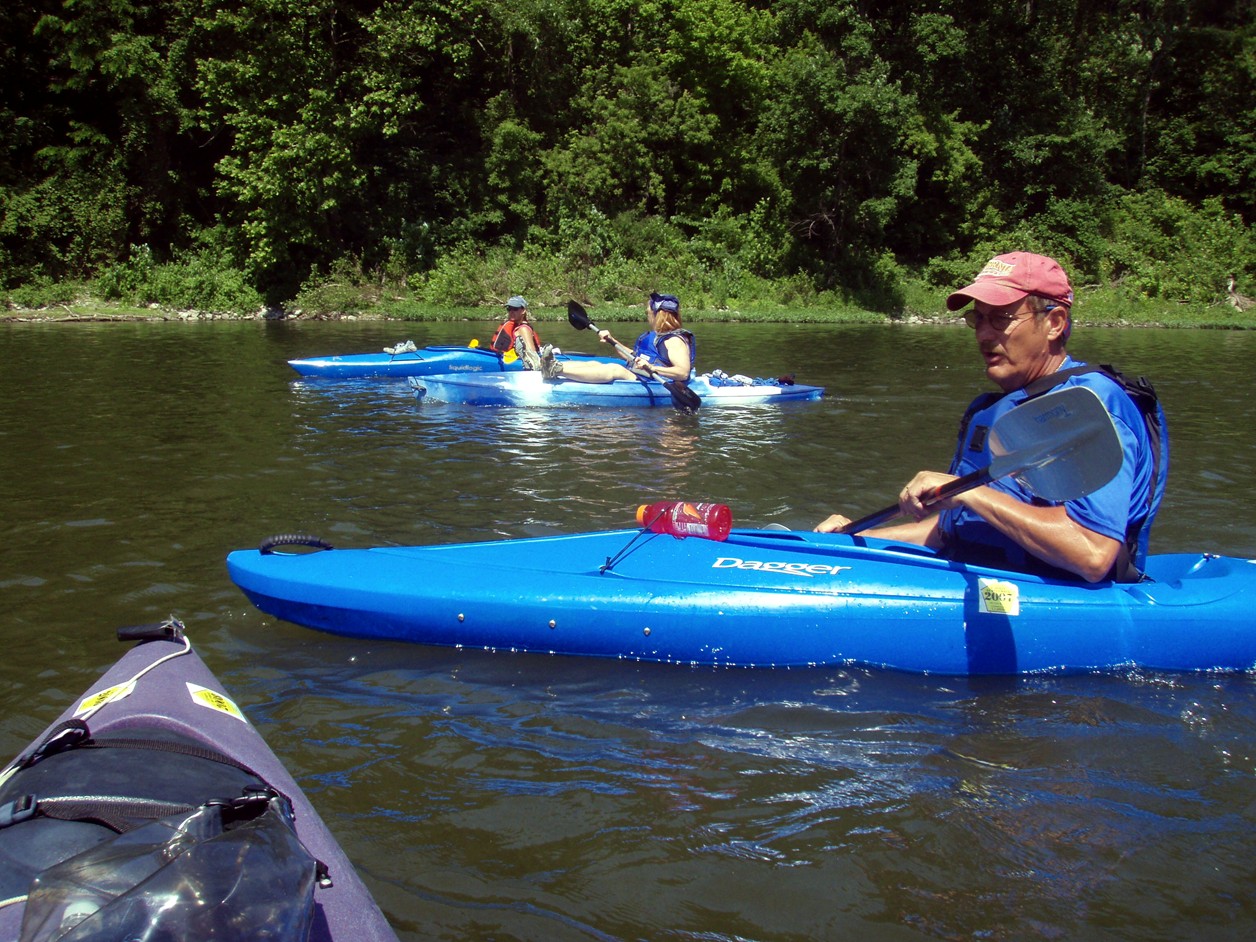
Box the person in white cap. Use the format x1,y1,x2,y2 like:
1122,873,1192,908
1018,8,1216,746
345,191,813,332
816,252,1168,583
490,295,543,369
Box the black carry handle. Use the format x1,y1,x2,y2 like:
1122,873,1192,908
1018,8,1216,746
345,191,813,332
117,615,186,644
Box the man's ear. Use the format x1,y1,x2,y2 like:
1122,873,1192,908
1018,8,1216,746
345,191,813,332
1046,306,1071,342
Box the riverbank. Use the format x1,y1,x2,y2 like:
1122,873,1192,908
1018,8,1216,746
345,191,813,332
3,287,1254,329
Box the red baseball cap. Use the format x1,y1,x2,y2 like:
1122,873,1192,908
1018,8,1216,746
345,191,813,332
946,252,1074,311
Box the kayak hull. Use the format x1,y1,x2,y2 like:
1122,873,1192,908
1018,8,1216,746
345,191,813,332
409,371,825,407
288,345,617,379
0,625,397,942
226,531,1256,675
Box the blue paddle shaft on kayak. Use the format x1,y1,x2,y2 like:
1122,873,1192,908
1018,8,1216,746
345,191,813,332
226,530,1256,675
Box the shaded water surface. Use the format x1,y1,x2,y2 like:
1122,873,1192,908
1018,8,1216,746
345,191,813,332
2,318,1255,940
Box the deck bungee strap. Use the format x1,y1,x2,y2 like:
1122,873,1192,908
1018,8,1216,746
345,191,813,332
0,790,276,836
7,717,265,777
0,717,285,835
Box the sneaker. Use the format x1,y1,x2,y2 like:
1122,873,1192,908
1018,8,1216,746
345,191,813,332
384,340,417,355
539,343,563,379
514,335,542,370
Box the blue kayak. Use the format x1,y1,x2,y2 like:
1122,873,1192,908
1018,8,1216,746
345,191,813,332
409,371,825,407
0,619,397,942
226,530,1256,675
288,345,617,379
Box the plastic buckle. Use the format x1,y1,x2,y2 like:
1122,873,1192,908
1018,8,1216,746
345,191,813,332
0,794,37,828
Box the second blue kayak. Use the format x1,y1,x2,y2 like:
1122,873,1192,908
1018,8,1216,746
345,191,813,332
409,371,825,407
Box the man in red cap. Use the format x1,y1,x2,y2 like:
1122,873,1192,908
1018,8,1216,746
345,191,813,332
816,252,1168,583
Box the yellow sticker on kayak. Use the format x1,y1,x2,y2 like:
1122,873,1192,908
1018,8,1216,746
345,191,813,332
186,682,246,722
74,680,136,717
978,578,1020,616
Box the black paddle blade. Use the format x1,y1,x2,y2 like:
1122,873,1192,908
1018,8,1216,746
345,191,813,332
567,300,594,331
663,380,701,414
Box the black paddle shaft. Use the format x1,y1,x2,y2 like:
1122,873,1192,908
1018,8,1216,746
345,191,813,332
840,467,992,533
840,385,1123,534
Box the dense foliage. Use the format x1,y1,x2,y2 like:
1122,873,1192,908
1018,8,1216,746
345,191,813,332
2,0,1253,313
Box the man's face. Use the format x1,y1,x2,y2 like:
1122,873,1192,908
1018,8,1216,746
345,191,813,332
967,298,1058,391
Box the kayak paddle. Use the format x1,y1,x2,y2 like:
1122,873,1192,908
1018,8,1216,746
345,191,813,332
566,300,702,414
841,384,1123,534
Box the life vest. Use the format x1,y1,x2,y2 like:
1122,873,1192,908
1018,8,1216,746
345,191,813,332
949,362,1169,582
490,319,540,353
632,329,696,371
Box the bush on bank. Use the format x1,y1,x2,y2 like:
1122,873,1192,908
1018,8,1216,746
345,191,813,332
3,190,1253,329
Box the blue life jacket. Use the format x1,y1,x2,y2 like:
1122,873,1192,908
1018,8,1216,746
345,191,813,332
633,329,696,371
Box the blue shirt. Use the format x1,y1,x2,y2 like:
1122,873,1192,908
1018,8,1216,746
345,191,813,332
939,356,1156,577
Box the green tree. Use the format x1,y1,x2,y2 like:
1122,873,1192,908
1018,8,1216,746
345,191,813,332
756,4,922,293
2,0,198,283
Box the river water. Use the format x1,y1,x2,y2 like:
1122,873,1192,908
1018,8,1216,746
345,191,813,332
2,317,1255,940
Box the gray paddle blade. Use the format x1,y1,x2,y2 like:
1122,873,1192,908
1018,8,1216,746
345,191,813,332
987,385,1123,501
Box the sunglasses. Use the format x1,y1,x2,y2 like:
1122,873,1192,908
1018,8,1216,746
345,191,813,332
963,303,1061,332
963,310,1029,331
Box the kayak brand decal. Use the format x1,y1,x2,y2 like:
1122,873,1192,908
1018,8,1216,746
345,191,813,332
713,556,853,577
75,680,137,717
977,578,1020,616
186,682,247,722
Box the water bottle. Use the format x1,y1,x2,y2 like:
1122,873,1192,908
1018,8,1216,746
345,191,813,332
636,501,732,541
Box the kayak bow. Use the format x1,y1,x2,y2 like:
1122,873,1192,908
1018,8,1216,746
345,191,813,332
0,619,398,942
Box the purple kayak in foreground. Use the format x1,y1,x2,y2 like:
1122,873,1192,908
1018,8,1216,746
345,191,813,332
0,619,398,942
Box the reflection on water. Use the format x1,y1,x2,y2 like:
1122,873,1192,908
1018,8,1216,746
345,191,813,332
285,368,833,540
2,319,1256,941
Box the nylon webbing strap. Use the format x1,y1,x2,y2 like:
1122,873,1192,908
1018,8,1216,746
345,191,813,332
4,794,197,834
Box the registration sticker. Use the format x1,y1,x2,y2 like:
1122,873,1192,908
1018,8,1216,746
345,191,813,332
186,682,246,722
978,578,1020,616
74,680,136,717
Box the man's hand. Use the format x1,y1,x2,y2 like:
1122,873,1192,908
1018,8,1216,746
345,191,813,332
899,471,961,519
814,514,851,533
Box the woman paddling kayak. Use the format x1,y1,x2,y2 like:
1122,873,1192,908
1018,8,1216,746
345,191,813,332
537,293,695,385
